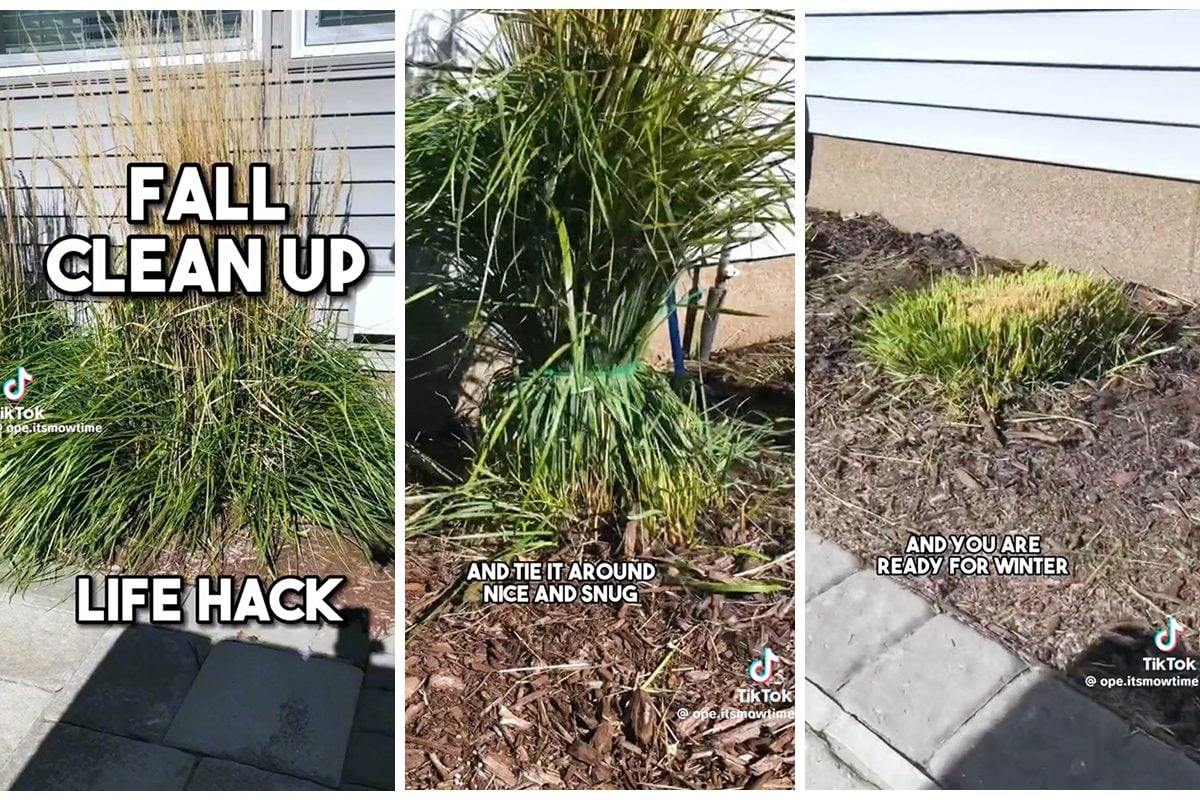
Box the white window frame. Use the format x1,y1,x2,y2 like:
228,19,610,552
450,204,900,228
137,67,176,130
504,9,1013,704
0,10,263,80
291,10,395,58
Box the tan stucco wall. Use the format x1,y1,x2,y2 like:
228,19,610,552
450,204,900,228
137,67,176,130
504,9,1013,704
807,135,1200,298
645,255,796,365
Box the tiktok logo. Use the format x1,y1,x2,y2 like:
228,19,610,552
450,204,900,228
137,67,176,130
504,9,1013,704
748,646,781,684
2,366,33,403
1156,617,1185,653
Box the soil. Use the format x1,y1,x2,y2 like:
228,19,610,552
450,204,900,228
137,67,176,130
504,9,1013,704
404,343,797,789
805,208,1200,758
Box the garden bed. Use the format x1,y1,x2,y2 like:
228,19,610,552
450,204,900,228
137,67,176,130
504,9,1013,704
135,528,395,642
805,208,1200,756
404,344,796,790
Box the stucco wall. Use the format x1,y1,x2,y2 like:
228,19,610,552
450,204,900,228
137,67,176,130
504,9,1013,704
645,256,796,364
807,135,1200,298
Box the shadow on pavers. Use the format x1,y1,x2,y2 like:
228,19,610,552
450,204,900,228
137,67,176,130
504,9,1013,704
933,631,1200,790
3,606,394,790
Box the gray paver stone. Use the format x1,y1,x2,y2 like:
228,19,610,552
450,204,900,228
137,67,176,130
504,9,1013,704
342,731,395,790
353,688,394,736
185,758,330,790
805,533,861,600
2,722,194,790
929,669,1133,789
0,570,102,611
59,625,209,740
364,648,395,691
164,641,362,786
805,570,934,690
0,681,54,766
839,614,1024,764
824,709,939,789
805,727,877,789
0,604,106,691
1101,732,1200,789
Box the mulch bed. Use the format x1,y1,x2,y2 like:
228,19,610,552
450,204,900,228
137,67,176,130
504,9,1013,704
805,208,1200,757
404,344,797,789
135,528,396,642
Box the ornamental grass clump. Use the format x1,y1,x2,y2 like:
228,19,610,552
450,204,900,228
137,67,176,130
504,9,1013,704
0,125,74,368
859,266,1155,411
406,10,794,542
0,13,393,582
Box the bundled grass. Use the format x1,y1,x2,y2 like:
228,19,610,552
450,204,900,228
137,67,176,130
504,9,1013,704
858,266,1157,411
0,13,393,581
407,10,793,542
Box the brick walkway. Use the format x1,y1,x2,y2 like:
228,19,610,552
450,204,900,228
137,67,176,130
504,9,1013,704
0,576,394,790
805,532,1200,790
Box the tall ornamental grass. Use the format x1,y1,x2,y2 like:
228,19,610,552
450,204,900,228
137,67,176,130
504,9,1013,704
0,13,394,582
858,267,1157,411
406,10,794,542
0,121,74,370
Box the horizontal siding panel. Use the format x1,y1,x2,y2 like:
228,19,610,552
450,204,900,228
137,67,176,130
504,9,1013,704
349,271,394,336
809,96,1200,182
2,146,392,186
807,60,1200,127
2,112,392,156
806,10,1200,67
314,112,393,149
26,214,392,257
27,241,393,276
21,181,392,223
281,76,394,116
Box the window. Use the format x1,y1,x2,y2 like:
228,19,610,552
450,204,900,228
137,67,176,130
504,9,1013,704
292,10,395,58
0,10,258,78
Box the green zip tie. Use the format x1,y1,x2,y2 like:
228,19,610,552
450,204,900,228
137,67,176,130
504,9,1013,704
541,361,640,378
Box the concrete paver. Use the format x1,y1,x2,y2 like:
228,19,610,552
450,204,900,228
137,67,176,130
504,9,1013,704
1,722,195,791
185,758,331,790
0,681,53,766
354,688,395,736
805,570,934,691
806,534,1200,790
365,647,395,691
164,640,363,786
0,604,106,691
1101,733,1200,789
57,626,209,741
341,730,396,790
1,571,100,611
805,727,877,789
0,571,393,791
928,669,1128,789
838,614,1025,764
805,532,860,600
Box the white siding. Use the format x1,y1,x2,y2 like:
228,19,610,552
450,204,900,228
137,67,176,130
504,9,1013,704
805,9,1200,182
806,10,1200,67
405,9,796,262
0,10,396,342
